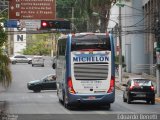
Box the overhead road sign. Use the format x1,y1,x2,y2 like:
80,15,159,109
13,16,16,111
4,20,18,28
9,0,56,20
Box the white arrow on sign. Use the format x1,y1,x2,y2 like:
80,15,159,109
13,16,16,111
11,6,14,10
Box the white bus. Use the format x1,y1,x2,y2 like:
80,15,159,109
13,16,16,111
53,33,115,109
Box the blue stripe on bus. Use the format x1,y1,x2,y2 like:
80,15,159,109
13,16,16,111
109,34,115,76
66,34,72,79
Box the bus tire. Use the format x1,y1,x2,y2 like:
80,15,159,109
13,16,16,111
58,97,63,104
63,94,71,110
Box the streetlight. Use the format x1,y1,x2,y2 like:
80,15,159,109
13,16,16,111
92,11,123,83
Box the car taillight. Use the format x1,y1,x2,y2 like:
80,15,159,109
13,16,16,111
107,76,115,93
150,86,154,91
68,77,76,94
129,86,134,90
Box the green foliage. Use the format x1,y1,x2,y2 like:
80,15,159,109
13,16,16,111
0,51,12,87
56,0,75,18
23,34,51,55
0,14,12,87
0,26,7,46
56,0,112,32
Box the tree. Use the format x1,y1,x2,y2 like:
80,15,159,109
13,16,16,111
75,0,112,32
23,34,52,55
0,23,12,88
56,0,113,32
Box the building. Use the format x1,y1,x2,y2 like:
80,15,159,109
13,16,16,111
0,0,8,11
108,0,159,76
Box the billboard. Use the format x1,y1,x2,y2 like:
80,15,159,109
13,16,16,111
9,0,56,20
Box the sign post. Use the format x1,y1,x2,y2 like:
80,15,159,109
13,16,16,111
9,0,56,20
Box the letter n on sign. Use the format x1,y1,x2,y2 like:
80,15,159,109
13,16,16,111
17,35,23,41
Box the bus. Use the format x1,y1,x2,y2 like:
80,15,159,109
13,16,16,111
54,32,115,109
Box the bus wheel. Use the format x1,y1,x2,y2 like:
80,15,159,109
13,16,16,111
63,94,71,109
59,98,63,104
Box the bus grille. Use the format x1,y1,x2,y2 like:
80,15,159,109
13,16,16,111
74,63,109,80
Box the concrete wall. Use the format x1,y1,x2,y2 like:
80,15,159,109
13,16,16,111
109,0,150,74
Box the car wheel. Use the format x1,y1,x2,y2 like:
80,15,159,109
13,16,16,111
123,96,127,102
146,100,150,104
32,64,34,67
42,64,44,67
33,89,41,93
12,61,16,64
28,60,32,64
127,95,131,104
33,86,41,92
151,98,155,105
106,104,110,110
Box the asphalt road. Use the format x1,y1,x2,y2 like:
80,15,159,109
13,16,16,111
0,56,160,120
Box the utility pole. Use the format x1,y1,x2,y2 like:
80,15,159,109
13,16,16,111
116,0,124,83
156,30,160,97
71,6,74,32
119,6,122,83
155,0,160,97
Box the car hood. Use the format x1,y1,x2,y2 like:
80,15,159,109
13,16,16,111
28,80,41,84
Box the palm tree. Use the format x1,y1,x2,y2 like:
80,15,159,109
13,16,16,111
0,24,12,88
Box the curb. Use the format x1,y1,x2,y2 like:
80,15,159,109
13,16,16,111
155,98,160,103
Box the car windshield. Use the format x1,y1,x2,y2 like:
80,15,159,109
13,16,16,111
132,79,152,86
15,56,26,58
41,75,55,81
33,57,42,59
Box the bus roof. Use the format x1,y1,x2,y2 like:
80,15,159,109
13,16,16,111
58,32,111,40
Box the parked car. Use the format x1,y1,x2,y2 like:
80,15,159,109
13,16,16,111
27,74,56,92
10,55,32,64
32,56,44,67
123,78,155,104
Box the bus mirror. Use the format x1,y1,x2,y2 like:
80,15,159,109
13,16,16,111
52,63,56,69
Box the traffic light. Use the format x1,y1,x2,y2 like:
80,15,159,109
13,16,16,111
40,20,71,30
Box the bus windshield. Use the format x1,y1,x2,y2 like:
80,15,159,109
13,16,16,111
71,34,111,51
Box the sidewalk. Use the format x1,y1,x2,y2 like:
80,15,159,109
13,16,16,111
0,101,6,114
115,72,160,103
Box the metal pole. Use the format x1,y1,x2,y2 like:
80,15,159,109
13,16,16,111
51,33,54,57
156,0,160,97
71,7,74,31
156,68,160,97
118,5,122,83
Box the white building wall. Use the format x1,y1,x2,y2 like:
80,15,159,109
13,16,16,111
129,0,149,73
13,28,26,55
108,0,149,73
142,0,149,5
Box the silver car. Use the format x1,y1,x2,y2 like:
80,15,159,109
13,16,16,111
10,55,32,64
32,56,44,67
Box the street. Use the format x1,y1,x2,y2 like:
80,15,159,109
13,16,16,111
0,57,159,120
